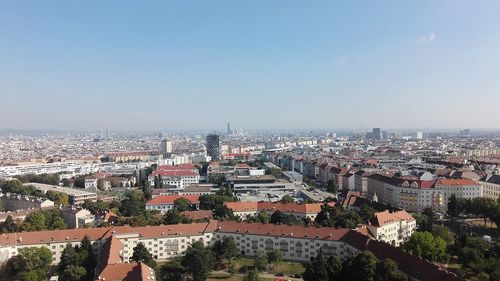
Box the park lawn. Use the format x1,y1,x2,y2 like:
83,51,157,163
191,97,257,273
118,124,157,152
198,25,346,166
231,257,305,276
269,262,305,276
208,272,274,281
232,257,257,271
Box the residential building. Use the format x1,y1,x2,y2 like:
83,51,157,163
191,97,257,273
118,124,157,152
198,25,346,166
366,175,482,212
61,207,94,228
0,221,462,281
145,195,200,213
479,174,500,200
224,201,324,220
1,193,54,211
367,210,416,247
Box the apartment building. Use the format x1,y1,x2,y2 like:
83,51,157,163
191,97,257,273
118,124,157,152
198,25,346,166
145,195,200,213
0,193,54,211
367,175,481,212
479,174,500,200
224,201,324,220
61,207,94,228
0,221,462,281
367,210,416,247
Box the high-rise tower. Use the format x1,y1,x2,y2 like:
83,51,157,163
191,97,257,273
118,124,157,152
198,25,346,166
206,134,220,161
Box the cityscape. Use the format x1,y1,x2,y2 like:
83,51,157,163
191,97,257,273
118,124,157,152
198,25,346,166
1,2,500,281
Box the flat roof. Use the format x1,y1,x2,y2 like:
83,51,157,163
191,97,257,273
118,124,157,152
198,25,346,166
24,183,97,197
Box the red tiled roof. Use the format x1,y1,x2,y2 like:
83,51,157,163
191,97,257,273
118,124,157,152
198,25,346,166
151,164,199,177
146,195,200,205
369,210,415,227
10,222,216,247
365,239,463,281
224,202,323,214
181,210,213,220
216,221,350,240
435,178,478,186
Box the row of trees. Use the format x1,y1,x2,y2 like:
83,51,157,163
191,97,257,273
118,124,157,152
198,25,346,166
303,250,407,281
0,208,68,234
451,234,500,280
14,173,60,186
315,204,377,229
448,195,500,227
0,179,69,205
157,237,240,281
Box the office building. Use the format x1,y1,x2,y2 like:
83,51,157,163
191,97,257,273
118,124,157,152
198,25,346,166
24,183,97,206
372,128,382,140
416,132,423,139
206,134,220,161
160,139,173,158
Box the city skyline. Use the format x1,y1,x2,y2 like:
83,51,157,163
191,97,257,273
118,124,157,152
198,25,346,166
2,1,500,130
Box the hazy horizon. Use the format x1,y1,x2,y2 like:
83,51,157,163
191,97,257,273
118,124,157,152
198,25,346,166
1,1,500,130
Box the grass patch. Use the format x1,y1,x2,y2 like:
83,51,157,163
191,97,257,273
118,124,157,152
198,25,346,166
231,257,305,276
269,262,305,276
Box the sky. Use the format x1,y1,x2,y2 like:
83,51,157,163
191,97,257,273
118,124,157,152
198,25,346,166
1,1,500,131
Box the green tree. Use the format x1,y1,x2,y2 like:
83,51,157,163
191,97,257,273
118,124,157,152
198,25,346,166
243,269,261,281
403,231,447,262
0,215,20,233
266,249,282,269
22,211,47,231
60,265,87,281
46,190,69,206
359,204,377,221
212,237,239,269
163,209,184,225
157,257,184,281
303,250,329,281
174,197,192,211
59,245,80,275
256,211,270,223
131,242,157,268
315,205,362,228
214,205,235,220
120,190,146,216
280,195,294,203
8,247,53,281
326,256,343,280
375,258,408,281
326,180,338,194
267,168,282,179
80,235,97,280
181,241,215,281
431,225,454,246
270,210,298,225
349,251,378,281
199,194,235,210
254,251,267,271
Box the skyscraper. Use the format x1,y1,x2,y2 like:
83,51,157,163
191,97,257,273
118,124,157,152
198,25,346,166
372,128,382,140
160,139,173,158
227,123,232,135
206,134,220,161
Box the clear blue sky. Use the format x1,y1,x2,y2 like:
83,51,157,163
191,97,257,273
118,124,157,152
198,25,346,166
1,1,499,131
